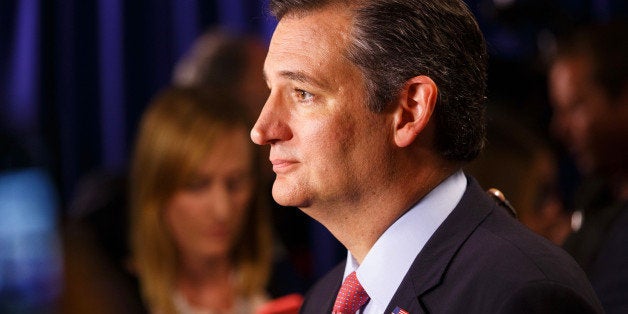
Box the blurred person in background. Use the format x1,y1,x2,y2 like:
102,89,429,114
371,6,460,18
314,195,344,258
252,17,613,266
62,28,304,314
548,21,628,313
173,28,312,294
129,87,300,314
172,28,269,121
465,106,572,245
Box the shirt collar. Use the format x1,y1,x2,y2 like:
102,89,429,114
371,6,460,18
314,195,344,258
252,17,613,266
342,170,467,312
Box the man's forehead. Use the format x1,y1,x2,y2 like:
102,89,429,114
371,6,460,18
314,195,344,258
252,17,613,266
264,9,352,81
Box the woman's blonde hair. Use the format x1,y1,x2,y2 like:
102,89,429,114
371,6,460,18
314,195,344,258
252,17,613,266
129,87,272,313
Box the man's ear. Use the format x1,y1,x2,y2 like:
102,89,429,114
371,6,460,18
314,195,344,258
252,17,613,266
393,75,437,147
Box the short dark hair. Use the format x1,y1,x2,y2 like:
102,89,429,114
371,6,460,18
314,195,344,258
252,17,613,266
269,0,488,161
554,21,628,102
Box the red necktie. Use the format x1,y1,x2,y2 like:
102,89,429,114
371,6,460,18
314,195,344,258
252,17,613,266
332,271,370,313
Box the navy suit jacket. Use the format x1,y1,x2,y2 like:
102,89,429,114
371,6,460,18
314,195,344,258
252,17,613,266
300,176,603,313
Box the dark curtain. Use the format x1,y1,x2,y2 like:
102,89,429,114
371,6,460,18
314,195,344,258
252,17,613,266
2,0,276,204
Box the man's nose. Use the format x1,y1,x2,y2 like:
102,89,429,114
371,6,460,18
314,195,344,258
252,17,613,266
250,114,268,145
250,92,292,145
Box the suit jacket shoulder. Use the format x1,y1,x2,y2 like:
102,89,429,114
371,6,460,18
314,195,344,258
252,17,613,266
587,201,628,313
386,176,603,313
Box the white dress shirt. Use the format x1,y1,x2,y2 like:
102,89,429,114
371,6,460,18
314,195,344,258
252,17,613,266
341,170,467,313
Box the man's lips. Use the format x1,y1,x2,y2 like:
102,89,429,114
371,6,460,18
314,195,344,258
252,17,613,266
271,159,297,173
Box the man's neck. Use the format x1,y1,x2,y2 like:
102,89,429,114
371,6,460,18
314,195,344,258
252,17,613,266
310,163,458,263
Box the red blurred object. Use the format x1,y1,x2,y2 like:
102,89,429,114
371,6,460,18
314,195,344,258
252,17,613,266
256,293,304,314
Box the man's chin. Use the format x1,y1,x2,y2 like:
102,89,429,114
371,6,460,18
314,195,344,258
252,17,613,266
271,185,310,208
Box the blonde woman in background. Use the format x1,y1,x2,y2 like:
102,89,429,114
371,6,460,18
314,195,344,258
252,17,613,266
130,87,273,314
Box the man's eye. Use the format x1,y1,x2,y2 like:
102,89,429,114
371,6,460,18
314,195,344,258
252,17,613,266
294,89,314,102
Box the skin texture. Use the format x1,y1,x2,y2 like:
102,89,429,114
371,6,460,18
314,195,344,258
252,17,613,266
165,127,253,270
251,5,451,262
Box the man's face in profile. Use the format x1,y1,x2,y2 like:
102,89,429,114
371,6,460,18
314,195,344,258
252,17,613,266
250,6,393,214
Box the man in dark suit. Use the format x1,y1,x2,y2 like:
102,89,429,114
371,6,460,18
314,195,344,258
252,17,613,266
250,0,603,312
549,22,628,313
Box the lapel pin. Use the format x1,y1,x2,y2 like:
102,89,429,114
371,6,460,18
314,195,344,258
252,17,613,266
392,306,409,314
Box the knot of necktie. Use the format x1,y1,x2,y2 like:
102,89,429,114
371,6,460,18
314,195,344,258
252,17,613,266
332,271,370,313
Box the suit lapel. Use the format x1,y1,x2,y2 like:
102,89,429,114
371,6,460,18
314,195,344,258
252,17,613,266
323,279,341,313
301,261,345,313
385,176,494,313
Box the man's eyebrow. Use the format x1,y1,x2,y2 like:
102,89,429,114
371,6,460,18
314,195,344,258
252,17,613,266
265,70,330,90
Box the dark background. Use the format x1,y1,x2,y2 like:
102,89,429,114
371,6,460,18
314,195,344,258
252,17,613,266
3,0,628,209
